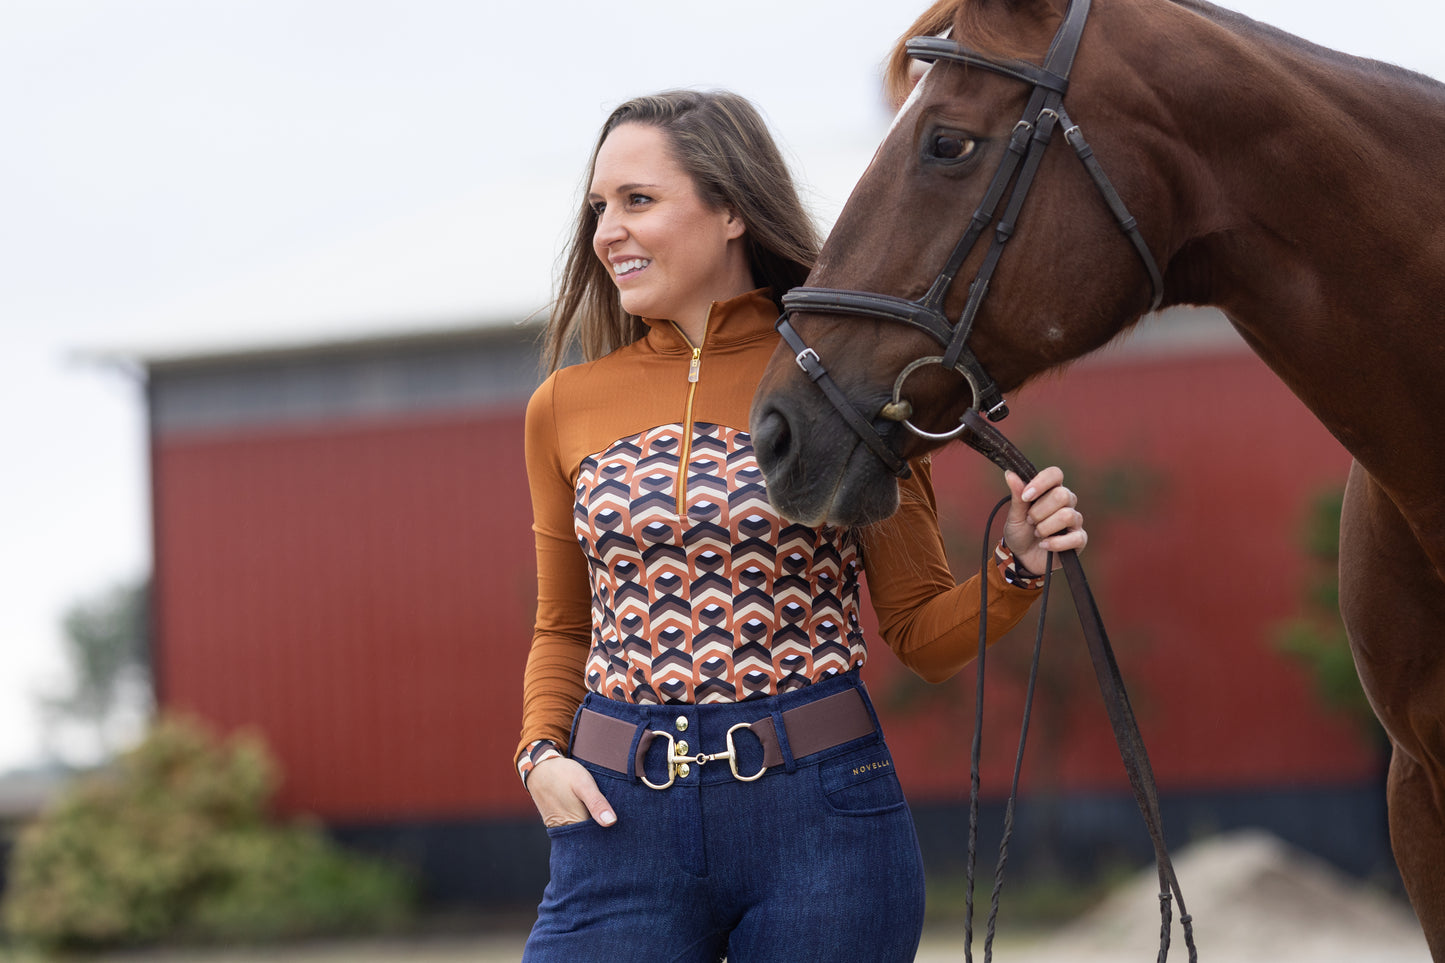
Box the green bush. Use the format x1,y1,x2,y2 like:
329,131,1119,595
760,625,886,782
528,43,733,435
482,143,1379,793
1,716,414,950
1271,487,1383,744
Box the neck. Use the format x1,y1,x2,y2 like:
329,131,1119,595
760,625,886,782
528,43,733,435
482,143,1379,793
1150,6,1445,445
675,242,758,346
1141,1,1445,513
672,314,709,348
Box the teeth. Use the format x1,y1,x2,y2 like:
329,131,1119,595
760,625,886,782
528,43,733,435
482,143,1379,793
614,258,650,275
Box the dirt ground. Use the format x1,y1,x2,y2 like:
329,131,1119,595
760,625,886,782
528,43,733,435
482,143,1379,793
5,831,1430,963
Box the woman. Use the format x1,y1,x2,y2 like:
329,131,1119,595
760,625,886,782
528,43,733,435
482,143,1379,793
517,89,1086,962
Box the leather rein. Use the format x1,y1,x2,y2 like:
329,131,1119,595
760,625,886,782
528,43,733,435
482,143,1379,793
770,0,1196,958
962,411,1196,963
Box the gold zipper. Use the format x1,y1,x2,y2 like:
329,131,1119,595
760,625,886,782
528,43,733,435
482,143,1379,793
671,311,711,516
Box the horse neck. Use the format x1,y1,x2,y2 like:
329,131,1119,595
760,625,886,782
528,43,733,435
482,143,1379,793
1142,0,1445,534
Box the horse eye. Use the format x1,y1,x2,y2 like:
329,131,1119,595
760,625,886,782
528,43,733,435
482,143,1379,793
930,132,976,161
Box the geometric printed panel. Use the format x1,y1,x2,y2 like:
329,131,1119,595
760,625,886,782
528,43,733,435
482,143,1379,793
575,423,866,704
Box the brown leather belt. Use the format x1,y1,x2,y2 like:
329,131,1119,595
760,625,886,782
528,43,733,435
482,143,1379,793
569,688,876,789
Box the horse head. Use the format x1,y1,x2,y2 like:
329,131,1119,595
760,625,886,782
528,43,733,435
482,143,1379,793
751,0,1187,526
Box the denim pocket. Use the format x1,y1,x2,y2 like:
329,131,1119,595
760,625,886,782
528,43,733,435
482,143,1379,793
818,743,906,815
544,817,599,838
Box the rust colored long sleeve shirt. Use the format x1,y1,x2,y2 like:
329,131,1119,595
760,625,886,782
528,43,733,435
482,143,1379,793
517,289,1041,776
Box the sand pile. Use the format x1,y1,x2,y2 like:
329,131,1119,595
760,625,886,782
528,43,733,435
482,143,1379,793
1032,830,1428,962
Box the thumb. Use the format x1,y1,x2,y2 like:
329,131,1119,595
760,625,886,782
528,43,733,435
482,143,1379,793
578,784,617,828
1004,470,1031,521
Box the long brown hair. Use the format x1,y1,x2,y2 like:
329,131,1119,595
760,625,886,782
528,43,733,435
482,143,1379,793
543,90,821,372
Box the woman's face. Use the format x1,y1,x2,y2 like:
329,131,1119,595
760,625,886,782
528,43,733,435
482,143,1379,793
589,123,752,330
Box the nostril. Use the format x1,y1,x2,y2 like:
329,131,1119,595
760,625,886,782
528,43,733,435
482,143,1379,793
751,407,793,470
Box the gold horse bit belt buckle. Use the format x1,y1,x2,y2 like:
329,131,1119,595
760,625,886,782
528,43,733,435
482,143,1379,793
640,722,768,790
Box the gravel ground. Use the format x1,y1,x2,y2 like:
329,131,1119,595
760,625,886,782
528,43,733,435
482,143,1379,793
924,830,1432,963
6,831,1429,963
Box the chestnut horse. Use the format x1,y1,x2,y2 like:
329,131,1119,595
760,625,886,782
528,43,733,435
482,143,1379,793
750,0,1445,952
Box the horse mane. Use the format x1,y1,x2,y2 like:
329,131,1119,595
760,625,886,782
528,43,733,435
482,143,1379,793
885,0,1445,108
884,0,1047,107
1173,0,1445,96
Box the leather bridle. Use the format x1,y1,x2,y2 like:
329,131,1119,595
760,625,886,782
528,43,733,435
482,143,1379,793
771,2,1198,958
774,0,1163,477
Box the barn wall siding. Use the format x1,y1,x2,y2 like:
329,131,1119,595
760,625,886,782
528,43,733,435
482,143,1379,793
150,323,1379,894
156,410,537,818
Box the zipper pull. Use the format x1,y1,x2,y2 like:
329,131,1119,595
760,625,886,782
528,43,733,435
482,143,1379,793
688,347,701,383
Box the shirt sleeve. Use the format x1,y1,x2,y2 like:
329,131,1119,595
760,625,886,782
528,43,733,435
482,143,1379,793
857,456,1042,684
515,374,592,775
516,738,564,785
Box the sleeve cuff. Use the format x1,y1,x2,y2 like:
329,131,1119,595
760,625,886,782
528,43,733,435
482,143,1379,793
995,541,1046,591
517,739,564,787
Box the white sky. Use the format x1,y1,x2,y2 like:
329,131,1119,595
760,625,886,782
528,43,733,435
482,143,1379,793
0,0,1439,773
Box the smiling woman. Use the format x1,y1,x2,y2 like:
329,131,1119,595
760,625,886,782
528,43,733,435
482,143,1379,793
586,124,752,344
512,88,1087,961
540,91,823,371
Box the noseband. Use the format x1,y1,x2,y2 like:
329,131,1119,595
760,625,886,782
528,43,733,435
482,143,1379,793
775,0,1162,477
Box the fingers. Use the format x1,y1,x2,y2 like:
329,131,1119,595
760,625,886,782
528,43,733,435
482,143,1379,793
1007,468,1075,527
1038,516,1087,554
1033,500,1083,539
528,757,617,829
1015,465,1063,504
1003,466,1088,562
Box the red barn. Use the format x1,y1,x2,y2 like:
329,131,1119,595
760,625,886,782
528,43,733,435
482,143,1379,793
144,305,1388,905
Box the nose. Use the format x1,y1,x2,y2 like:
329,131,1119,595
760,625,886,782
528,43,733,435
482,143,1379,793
594,207,626,249
749,401,795,480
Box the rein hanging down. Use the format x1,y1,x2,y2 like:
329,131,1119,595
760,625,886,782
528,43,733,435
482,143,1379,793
960,411,1196,963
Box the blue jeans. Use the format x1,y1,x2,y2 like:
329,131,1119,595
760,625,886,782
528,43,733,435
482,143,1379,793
523,671,926,962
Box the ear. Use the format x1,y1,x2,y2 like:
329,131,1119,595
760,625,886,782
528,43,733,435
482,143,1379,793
724,207,746,241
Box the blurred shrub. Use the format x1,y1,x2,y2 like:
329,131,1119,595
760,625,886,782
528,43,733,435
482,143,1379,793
1272,486,1383,745
1,716,414,950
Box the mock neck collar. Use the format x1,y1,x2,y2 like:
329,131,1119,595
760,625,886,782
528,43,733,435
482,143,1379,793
641,288,777,352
